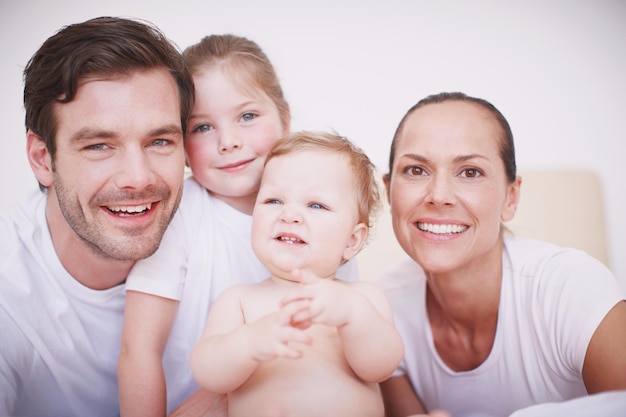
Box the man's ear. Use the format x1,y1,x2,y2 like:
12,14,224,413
342,222,368,262
26,130,54,187
501,175,522,222
382,173,391,205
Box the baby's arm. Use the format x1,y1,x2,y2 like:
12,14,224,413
341,280,405,381
118,291,178,417
190,285,313,393
281,270,404,383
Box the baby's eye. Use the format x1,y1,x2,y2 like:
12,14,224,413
191,124,213,134
403,166,427,176
308,202,328,210
263,198,282,205
461,168,482,178
240,113,257,122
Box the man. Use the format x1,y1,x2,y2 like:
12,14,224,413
0,16,194,416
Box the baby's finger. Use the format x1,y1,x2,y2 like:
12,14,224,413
282,326,313,346
290,307,316,325
290,317,314,330
293,268,321,285
279,288,313,308
277,298,310,324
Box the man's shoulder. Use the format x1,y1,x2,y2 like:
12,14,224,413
0,191,45,228
0,192,48,278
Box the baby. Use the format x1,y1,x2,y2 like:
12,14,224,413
190,131,404,417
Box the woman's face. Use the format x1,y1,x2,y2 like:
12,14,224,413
386,100,520,275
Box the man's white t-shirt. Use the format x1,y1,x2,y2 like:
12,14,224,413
0,192,126,417
375,236,625,417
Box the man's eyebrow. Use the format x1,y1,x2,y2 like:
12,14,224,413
148,124,183,137
69,124,182,142
69,128,116,143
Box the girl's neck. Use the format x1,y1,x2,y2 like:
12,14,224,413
210,192,257,215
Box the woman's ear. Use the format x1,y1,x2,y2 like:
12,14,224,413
26,130,54,187
342,222,368,262
501,175,522,222
383,173,391,205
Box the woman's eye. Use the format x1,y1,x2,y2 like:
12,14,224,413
461,168,481,178
240,112,256,122
404,166,426,176
192,124,213,134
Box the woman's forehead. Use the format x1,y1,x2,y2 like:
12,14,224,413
397,101,502,149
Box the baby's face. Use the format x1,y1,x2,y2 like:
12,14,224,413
251,149,365,281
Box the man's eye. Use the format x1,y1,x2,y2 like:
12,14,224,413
85,143,109,151
152,139,169,147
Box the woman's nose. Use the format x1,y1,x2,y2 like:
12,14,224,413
425,175,455,206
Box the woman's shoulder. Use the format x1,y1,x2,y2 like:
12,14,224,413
503,235,617,295
504,235,607,272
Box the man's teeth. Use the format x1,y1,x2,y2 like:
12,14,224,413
418,222,467,234
108,203,152,215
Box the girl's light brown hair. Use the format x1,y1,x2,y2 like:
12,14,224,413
183,34,290,131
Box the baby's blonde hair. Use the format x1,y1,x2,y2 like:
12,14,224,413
266,131,381,235
183,34,290,131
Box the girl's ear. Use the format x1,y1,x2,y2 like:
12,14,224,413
501,176,522,222
342,222,368,262
26,130,54,187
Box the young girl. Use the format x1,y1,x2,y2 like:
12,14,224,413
118,35,357,416
190,131,404,417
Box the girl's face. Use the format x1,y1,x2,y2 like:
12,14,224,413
185,67,287,214
386,100,520,276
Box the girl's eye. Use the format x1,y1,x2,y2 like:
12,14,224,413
461,168,482,178
308,202,327,210
404,166,426,176
240,112,256,122
192,124,213,134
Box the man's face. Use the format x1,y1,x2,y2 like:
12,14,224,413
49,68,185,261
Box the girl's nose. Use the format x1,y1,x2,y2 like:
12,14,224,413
217,128,243,153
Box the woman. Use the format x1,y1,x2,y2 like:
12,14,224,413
377,92,626,417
